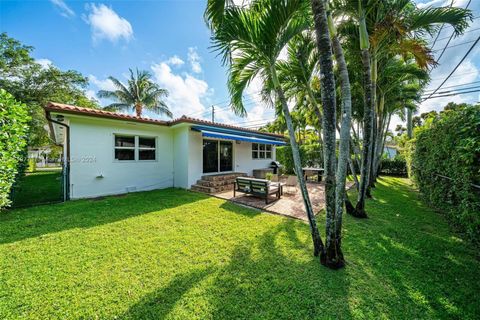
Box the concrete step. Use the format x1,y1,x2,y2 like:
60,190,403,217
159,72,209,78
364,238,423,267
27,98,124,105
196,179,237,188
190,184,216,193
201,172,246,181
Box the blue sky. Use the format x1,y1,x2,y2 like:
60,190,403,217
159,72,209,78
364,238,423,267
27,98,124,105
1,0,479,130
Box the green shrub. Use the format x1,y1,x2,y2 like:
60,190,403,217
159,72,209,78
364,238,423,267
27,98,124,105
379,156,407,176
276,143,323,174
27,158,36,172
0,89,30,209
412,104,480,245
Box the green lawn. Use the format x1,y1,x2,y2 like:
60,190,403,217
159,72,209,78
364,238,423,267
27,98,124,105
11,170,63,207
1,177,479,319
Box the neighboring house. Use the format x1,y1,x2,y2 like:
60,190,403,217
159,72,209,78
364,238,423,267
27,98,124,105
384,146,398,159
28,146,62,167
44,102,286,200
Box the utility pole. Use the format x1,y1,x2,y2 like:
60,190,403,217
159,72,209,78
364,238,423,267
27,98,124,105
211,105,215,123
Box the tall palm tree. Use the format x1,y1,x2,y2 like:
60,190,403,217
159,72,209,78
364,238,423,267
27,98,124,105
311,0,346,268
97,68,172,118
205,0,325,257
334,0,471,217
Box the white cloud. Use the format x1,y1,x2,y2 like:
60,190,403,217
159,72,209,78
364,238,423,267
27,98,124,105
151,62,210,118
50,0,75,18
188,47,202,73
85,89,97,101
89,75,116,91
166,55,185,66
36,58,53,69
416,0,468,9
84,4,133,43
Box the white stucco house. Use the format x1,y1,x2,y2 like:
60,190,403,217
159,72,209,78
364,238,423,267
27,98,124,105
45,102,286,200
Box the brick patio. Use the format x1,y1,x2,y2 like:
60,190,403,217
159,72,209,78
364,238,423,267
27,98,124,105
214,178,355,221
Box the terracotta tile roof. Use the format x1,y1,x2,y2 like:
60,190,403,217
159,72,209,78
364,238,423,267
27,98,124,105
170,115,285,138
45,102,169,125
45,102,285,139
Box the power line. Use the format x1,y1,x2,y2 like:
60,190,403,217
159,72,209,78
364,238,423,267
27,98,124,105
423,35,480,101
423,80,480,92
422,88,480,100
432,39,476,53
431,0,454,49
422,84,480,96
435,27,480,42
435,0,472,62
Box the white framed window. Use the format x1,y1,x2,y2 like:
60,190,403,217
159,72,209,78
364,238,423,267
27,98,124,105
252,143,272,159
114,135,156,161
114,135,135,161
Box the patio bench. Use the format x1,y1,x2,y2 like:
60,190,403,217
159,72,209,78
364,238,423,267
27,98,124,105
233,177,281,204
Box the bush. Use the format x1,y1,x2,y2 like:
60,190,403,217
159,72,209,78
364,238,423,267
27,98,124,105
411,104,480,245
379,156,407,176
276,143,323,174
0,89,30,209
27,158,36,172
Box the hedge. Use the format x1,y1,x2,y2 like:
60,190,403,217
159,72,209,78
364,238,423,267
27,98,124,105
411,104,480,245
0,89,30,209
276,143,323,174
379,157,407,176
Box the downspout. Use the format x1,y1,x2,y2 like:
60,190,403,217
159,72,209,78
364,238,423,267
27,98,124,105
45,111,70,201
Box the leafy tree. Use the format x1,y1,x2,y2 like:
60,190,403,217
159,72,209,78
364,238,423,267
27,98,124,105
98,69,172,118
0,89,30,209
0,33,98,147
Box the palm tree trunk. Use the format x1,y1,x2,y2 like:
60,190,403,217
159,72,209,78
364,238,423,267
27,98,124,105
331,31,351,260
407,107,413,138
368,56,378,190
271,67,324,257
311,0,344,269
372,94,385,179
135,103,142,117
353,48,373,219
375,113,391,177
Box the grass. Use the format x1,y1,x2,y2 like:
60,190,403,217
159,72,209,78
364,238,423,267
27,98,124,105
0,177,479,319
11,169,63,207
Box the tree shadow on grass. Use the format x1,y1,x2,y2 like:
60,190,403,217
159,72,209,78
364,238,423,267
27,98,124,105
119,179,480,319
120,220,353,319
0,188,207,245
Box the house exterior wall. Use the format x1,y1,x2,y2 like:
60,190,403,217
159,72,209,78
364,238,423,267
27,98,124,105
68,116,174,199
234,140,276,175
172,126,189,188
186,129,276,186
57,113,280,198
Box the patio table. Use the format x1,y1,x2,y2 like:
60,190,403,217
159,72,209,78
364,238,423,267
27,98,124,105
302,167,324,182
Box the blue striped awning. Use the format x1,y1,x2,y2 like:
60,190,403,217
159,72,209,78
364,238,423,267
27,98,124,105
195,128,286,145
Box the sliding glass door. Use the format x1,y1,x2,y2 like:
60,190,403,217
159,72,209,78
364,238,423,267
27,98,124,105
219,141,233,172
203,139,233,173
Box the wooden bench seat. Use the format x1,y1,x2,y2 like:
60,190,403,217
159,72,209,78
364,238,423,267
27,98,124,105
233,177,281,204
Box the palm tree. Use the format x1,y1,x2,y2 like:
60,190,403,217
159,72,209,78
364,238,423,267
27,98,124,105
334,0,471,217
311,0,346,268
205,0,325,257
97,68,172,118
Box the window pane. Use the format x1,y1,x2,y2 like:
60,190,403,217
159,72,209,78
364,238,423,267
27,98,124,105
266,145,272,151
266,151,272,159
259,151,265,159
139,149,156,160
139,137,155,148
115,136,135,147
252,143,258,151
115,149,135,160
259,144,265,151
252,151,258,159
203,140,218,173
